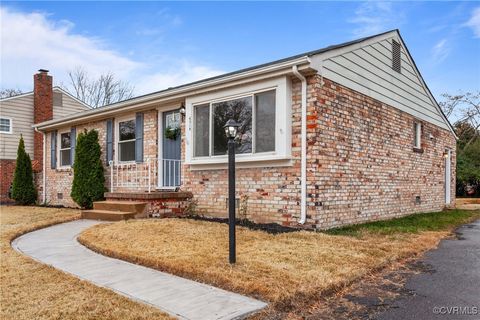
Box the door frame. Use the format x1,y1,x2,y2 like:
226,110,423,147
444,148,451,205
157,105,183,188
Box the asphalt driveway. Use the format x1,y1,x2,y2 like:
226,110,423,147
376,219,480,320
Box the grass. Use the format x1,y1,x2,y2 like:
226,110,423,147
326,209,480,237
0,205,172,320
78,208,480,312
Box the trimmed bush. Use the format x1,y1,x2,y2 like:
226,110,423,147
11,135,37,204
71,129,105,209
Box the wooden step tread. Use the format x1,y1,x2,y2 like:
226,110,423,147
81,209,136,221
94,200,148,205
82,209,136,214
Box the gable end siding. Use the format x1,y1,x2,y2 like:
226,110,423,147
312,36,450,131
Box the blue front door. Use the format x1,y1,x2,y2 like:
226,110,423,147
162,110,181,186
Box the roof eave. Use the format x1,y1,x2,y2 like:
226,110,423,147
34,56,312,131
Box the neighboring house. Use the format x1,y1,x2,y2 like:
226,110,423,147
33,30,456,229
0,70,90,203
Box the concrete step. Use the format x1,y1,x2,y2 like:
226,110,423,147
93,201,147,214
81,210,136,221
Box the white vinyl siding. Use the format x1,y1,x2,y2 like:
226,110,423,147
53,90,89,119
0,89,88,160
311,36,449,131
0,94,34,159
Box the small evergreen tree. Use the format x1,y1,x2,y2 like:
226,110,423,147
71,129,105,208
11,135,37,204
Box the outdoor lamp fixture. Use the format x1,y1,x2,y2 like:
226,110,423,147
179,103,186,115
443,151,449,159
224,119,240,264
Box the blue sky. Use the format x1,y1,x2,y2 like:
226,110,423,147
1,1,479,102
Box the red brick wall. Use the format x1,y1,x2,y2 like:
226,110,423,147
182,75,456,229
0,159,15,203
41,74,456,229
307,76,456,229
33,71,53,170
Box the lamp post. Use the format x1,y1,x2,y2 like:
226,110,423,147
224,119,239,264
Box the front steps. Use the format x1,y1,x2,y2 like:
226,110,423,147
81,200,147,221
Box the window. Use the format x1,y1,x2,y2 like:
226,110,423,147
59,132,71,166
0,118,12,134
392,40,401,73
414,122,422,149
193,90,276,158
194,104,210,157
118,119,136,162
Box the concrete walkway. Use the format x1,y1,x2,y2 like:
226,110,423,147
12,220,267,320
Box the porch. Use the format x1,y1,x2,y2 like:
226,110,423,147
82,158,192,221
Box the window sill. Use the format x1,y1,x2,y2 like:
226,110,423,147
186,155,293,170
56,167,72,172
412,147,424,154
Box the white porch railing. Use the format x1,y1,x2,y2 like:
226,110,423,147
109,158,181,193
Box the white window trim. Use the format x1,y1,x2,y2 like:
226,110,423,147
57,128,72,168
0,117,12,134
185,76,291,165
414,121,422,149
115,114,136,164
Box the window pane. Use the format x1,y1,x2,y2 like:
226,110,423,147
0,118,10,132
119,120,135,141
60,149,71,166
213,97,252,155
61,132,71,149
255,90,275,152
194,104,210,157
119,141,135,161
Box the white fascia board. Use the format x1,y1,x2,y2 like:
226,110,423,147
0,91,34,102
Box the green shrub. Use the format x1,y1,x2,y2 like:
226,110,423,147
71,129,105,209
11,135,37,205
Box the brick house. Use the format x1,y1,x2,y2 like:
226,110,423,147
32,30,456,229
0,70,90,203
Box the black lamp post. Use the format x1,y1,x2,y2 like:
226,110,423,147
224,119,239,264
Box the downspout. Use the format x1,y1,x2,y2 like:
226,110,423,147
35,128,46,204
292,65,307,224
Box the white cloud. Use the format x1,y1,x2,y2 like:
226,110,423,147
465,7,480,38
134,62,224,95
349,2,404,37
0,7,223,99
431,38,451,63
0,7,140,90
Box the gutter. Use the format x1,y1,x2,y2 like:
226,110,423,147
35,127,46,204
292,65,308,225
33,56,311,131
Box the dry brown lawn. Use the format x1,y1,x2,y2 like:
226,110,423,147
0,205,171,320
78,218,455,311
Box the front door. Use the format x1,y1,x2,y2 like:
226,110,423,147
162,110,181,187
445,149,451,204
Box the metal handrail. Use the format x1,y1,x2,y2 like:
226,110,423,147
109,158,181,192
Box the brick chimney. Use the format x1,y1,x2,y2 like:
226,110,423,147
33,69,53,168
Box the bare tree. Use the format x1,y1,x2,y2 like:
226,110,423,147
0,88,23,99
62,67,135,108
439,91,480,151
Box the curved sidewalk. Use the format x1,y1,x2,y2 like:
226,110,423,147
12,219,267,320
